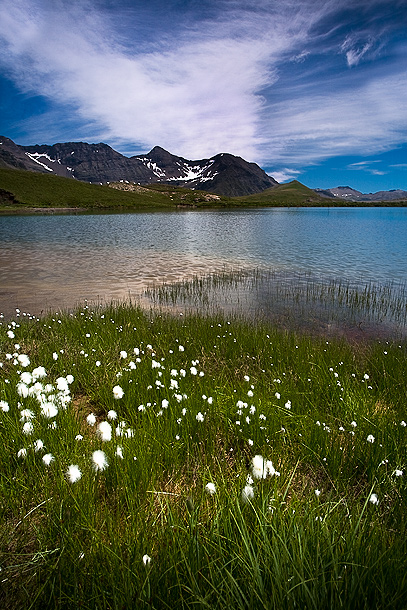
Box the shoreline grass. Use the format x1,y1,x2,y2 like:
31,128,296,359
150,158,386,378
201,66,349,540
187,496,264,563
1,295,407,609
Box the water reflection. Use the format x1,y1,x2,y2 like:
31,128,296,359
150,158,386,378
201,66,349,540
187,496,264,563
1,207,406,322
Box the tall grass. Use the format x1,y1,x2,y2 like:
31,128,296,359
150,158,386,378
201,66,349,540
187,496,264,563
144,268,407,340
1,299,407,608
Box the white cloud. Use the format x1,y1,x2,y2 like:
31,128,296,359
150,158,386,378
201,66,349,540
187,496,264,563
269,169,301,183
259,71,407,166
0,0,405,172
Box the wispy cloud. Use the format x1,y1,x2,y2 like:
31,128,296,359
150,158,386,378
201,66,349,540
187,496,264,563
268,169,301,183
0,0,406,172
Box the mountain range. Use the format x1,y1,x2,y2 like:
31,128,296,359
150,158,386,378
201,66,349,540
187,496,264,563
0,136,277,197
0,136,405,201
314,186,407,202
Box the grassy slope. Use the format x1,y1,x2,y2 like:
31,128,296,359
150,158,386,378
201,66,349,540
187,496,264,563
232,180,336,207
0,168,229,211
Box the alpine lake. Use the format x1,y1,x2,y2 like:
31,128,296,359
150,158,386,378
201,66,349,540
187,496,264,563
1,206,406,339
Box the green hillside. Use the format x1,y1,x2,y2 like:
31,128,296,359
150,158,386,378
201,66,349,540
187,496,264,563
232,180,331,206
0,168,228,212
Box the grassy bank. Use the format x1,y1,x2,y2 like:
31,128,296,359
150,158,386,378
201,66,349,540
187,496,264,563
1,299,407,609
0,168,229,211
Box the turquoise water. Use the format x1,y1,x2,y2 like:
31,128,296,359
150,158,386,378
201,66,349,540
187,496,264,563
0,207,406,318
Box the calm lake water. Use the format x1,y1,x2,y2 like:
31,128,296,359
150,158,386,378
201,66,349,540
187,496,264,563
1,207,406,324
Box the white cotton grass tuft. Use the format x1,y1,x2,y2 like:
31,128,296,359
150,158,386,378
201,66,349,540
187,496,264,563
107,410,117,420
367,434,375,443
0,400,9,412
97,421,112,442
20,371,32,385
22,421,34,435
242,484,255,503
196,412,204,422
369,492,379,505
43,453,54,466
92,450,108,471
32,366,47,380
56,377,69,392
142,554,152,565
67,465,82,483
205,482,216,496
113,385,124,399
86,413,96,426
252,455,277,479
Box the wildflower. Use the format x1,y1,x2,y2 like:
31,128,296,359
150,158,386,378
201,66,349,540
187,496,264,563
369,493,379,505
196,412,204,422
205,482,216,496
23,421,34,434
86,413,96,426
364,374,370,380
315,489,321,497
178,345,184,352
92,450,108,471
96,360,101,366
242,484,255,503
42,453,54,466
401,421,407,427
367,434,375,443
142,554,152,565
17,383,29,398
116,446,123,459
120,350,128,359
98,421,112,442
56,377,69,392
0,400,9,412
285,400,291,409
275,392,280,399
52,352,58,360
75,434,83,441
113,385,124,399
394,469,403,477
17,354,30,367
34,439,44,452
7,330,15,338
252,455,276,479
107,410,117,420
190,366,197,375
67,465,82,483
20,409,34,422
17,448,27,458
351,421,357,427
244,375,250,381
32,366,47,380
247,390,253,397
66,374,74,384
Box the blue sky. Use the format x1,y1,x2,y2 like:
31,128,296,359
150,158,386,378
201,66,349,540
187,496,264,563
0,0,406,191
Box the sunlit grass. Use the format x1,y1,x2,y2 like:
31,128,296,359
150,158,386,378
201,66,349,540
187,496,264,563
1,298,407,609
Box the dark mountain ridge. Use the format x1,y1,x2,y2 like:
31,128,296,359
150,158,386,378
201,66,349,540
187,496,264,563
0,136,278,197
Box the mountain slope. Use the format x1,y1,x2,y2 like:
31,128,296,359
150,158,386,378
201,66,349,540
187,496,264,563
0,137,277,196
233,180,329,206
315,186,407,202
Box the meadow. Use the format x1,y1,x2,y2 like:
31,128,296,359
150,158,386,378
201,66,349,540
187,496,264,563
1,279,407,608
